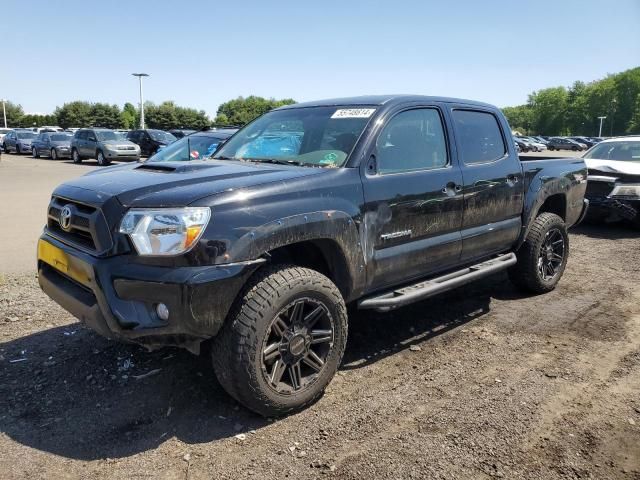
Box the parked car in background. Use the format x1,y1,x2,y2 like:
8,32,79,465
2,129,37,153
530,136,549,145
147,129,237,162
31,132,73,159
513,137,531,152
547,137,587,151
568,136,597,148
582,137,640,228
168,129,197,139
521,137,547,151
127,129,177,156
71,128,141,166
34,126,65,133
0,128,11,146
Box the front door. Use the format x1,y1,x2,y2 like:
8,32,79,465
449,108,524,262
361,106,464,291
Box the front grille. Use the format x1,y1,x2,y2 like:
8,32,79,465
46,196,113,254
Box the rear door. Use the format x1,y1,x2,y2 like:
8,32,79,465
361,105,464,291
450,108,524,262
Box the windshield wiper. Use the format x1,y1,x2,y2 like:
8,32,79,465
243,158,305,166
211,155,236,160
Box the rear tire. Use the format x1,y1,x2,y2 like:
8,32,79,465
32,147,39,158
72,148,82,164
212,265,348,417
509,212,569,294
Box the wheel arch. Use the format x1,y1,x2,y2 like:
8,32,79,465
225,211,366,302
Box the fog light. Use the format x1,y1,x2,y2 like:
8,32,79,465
156,303,169,321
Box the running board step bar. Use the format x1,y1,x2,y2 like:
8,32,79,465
358,252,517,312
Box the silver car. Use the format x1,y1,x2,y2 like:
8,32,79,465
2,129,37,153
31,132,73,159
70,128,141,166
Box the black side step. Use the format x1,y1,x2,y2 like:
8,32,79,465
357,252,517,312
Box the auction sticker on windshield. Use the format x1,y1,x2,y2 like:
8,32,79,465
331,108,376,119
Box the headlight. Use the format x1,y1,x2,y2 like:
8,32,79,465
119,207,211,256
609,184,640,198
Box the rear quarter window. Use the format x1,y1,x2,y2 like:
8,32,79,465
452,110,506,164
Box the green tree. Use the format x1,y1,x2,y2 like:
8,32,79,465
528,87,569,135
214,96,296,125
91,103,121,128
627,93,640,134
144,101,210,130
502,105,533,134
1,101,25,127
613,68,640,135
16,114,58,128
54,101,93,129
120,102,138,129
566,81,590,135
502,66,640,136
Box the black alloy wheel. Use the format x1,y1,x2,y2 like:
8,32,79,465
537,227,565,281
261,297,334,394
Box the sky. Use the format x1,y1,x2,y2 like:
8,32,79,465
3,0,639,118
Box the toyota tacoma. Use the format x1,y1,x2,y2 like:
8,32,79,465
37,95,588,416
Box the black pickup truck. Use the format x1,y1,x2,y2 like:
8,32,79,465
37,95,588,416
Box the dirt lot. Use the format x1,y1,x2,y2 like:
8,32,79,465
0,152,639,479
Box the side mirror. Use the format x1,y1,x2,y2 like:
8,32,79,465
88,136,96,142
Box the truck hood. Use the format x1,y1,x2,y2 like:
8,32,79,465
54,160,327,208
585,158,640,176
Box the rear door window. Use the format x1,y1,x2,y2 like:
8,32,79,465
452,110,506,164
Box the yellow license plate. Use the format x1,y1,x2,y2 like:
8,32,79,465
38,239,91,287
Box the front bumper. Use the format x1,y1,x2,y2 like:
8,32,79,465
104,150,140,161
587,197,639,223
37,235,263,351
55,148,72,158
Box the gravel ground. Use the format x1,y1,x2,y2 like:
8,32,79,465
0,151,639,479
0,223,639,479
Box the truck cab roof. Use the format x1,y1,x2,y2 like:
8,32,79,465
276,95,495,110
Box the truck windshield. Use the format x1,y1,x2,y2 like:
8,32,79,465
584,141,640,162
213,106,376,168
148,135,227,162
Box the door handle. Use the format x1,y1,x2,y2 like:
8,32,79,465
442,182,462,195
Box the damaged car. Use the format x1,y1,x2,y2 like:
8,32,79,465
583,137,640,227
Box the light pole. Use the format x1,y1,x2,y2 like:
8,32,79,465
131,73,149,129
598,116,606,137
1,99,6,128
610,98,617,137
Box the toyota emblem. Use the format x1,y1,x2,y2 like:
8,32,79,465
59,205,73,231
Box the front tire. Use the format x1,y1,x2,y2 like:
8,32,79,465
51,148,58,160
509,212,569,293
212,265,348,417
96,150,110,166
32,147,39,158
72,148,82,164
